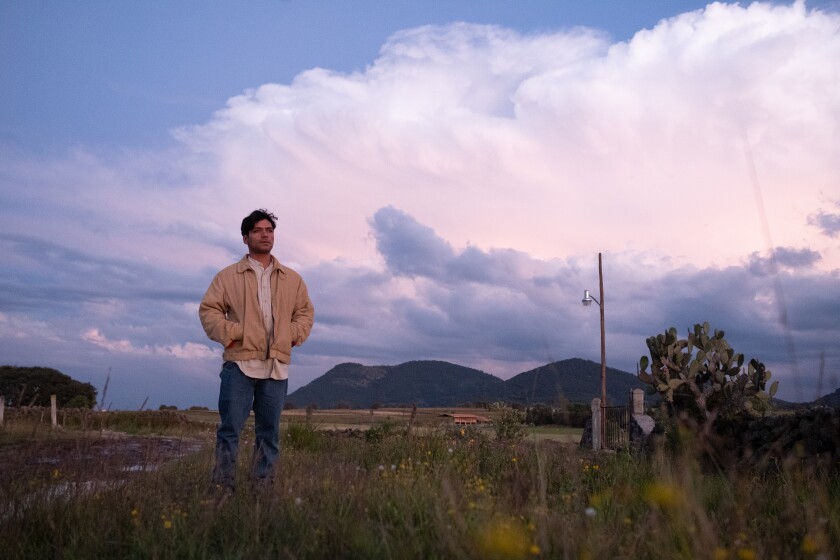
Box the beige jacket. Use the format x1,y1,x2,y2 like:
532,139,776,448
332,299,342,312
199,255,314,363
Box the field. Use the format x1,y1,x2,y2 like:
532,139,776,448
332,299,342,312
0,408,837,559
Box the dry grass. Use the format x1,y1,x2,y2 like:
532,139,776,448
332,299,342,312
0,410,837,559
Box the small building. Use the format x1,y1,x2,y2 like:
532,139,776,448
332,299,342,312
439,413,491,425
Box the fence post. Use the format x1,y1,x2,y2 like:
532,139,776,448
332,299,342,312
631,389,645,415
51,394,57,429
0,396,4,428
591,398,602,450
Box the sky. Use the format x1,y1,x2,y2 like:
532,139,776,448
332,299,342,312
1,1,839,410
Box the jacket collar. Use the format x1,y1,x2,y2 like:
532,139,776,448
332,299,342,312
235,254,285,275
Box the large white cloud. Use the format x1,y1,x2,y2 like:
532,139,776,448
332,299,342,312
0,1,838,407
175,1,840,269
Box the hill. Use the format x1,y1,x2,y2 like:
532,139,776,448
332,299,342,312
503,358,647,406
287,358,643,409
814,387,840,408
287,360,505,408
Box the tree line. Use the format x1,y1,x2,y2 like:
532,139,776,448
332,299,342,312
0,366,97,409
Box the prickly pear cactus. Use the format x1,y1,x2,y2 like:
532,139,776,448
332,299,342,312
638,322,778,421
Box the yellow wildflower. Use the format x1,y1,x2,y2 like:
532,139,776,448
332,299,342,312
736,548,756,560
476,518,531,560
801,534,818,554
643,482,682,510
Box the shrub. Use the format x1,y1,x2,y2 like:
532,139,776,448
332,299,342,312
283,421,325,451
493,407,526,441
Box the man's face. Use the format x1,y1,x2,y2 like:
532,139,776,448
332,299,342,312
243,219,275,254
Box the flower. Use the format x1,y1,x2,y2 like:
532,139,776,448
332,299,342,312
801,534,818,554
643,482,682,510
585,507,597,518
476,518,532,559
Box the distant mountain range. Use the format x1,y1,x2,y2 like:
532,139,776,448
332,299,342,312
814,387,840,408
287,358,648,409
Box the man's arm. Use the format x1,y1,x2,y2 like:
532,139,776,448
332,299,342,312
290,279,314,347
198,273,244,348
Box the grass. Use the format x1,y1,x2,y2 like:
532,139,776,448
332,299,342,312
1,410,837,559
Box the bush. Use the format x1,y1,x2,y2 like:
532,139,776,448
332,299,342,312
65,395,93,409
493,407,526,441
283,421,325,451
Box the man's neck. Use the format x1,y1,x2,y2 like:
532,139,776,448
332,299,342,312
248,252,272,267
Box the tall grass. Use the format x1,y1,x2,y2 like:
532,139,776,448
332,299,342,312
1,417,837,559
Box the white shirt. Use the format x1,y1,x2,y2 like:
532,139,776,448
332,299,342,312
235,256,290,381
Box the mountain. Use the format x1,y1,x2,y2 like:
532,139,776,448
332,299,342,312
814,387,840,408
287,360,505,408
503,358,647,407
287,358,644,409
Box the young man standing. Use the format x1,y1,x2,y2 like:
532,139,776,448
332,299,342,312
199,209,314,493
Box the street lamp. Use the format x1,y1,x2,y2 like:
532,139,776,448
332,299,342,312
582,252,606,447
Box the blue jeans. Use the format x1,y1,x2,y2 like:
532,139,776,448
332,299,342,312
212,361,287,488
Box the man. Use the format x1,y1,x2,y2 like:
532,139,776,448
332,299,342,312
199,208,314,493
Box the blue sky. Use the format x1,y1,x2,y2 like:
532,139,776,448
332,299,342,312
1,1,839,409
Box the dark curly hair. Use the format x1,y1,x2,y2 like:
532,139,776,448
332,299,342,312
241,209,277,237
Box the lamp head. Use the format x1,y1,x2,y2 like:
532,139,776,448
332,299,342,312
582,290,593,306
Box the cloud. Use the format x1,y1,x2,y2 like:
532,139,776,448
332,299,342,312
1,2,839,407
304,206,839,403
83,328,216,360
747,246,822,275
808,201,840,237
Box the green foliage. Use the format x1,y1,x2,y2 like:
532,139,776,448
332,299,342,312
0,365,97,408
283,421,325,451
638,322,778,422
364,418,404,443
525,403,590,427
65,395,92,409
492,406,527,440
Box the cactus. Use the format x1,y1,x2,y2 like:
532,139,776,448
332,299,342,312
638,322,778,421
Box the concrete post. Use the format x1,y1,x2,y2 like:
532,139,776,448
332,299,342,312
51,394,57,429
631,389,645,415
591,398,602,450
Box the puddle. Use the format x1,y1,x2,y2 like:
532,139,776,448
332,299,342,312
0,435,209,522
